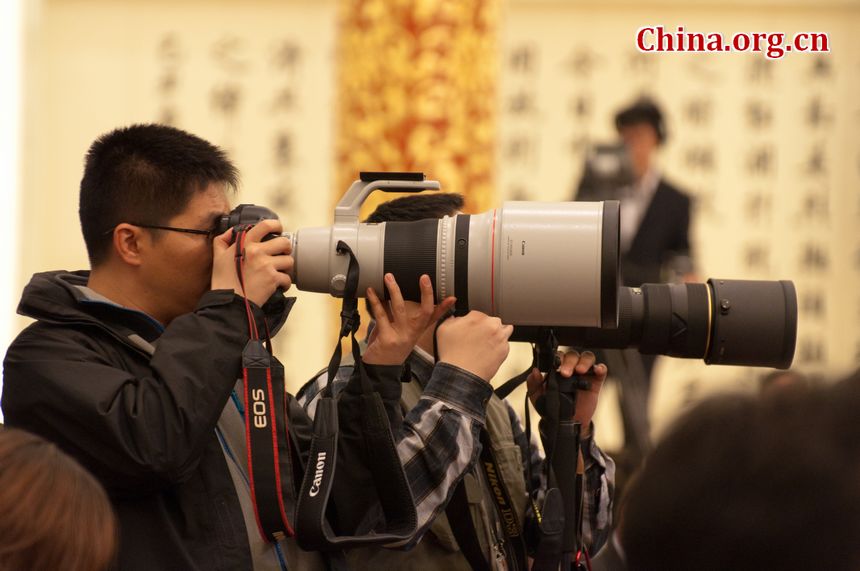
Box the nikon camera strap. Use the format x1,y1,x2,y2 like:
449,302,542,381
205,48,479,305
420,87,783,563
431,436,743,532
234,226,296,543
295,241,418,551
478,429,530,570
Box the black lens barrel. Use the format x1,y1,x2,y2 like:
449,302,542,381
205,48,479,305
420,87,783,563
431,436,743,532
705,279,796,369
382,219,439,301
638,283,711,359
512,279,797,369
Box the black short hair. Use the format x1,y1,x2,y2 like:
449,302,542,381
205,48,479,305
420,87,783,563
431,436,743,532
614,98,666,144
79,124,239,266
364,193,464,224
621,377,860,571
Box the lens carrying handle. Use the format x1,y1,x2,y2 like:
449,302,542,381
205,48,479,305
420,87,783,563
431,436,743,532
295,240,418,551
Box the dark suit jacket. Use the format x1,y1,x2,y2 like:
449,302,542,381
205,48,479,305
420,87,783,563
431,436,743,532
621,178,691,287
575,175,691,287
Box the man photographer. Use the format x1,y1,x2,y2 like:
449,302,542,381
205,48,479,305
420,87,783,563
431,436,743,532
298,193,615,570
1,124,509,571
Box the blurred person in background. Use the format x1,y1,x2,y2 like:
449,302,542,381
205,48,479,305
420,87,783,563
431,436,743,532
574,97,696,506
603,98,693,288
0,427,117,571
619,369,860,571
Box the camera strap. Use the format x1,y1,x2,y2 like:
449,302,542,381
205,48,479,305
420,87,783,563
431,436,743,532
433,317,529,570
478,429,530,570
444,481,492,571
295,240,418,551
234,226,297,543
534,340,590,571
495,334,591,571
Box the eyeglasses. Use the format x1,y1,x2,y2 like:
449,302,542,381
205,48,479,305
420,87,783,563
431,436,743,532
102,223,218,239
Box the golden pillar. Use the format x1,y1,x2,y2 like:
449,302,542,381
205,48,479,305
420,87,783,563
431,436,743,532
334,0,499,217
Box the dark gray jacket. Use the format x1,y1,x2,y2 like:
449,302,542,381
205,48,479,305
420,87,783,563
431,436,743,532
3,271,324,570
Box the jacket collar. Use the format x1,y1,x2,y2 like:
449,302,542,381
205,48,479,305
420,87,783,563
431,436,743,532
18,269,296,349
18,270,166,345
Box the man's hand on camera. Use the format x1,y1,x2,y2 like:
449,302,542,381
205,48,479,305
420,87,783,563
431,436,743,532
362,273,456,366
211,219,294,307
526,350,607,438
436,312,513,382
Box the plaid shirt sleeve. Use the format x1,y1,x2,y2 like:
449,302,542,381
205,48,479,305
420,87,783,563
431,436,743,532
503,400,615,554
296,361,493,549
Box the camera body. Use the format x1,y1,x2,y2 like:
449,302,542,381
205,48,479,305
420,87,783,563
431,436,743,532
217,204,282,242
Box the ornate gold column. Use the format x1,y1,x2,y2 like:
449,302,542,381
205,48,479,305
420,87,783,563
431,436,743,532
334,0,499,217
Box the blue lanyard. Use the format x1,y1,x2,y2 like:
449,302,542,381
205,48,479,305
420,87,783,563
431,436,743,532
231,390,245,417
